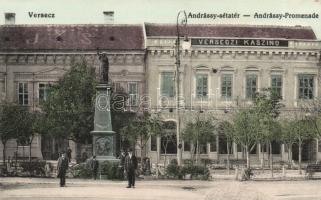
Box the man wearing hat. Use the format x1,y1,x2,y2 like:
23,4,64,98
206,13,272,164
124,148,137,188
57,152,69,187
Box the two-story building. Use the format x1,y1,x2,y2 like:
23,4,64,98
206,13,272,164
145,23,321,165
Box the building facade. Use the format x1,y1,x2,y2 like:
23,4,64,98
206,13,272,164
145,24,321,165
0,23,321,165
0,24,145,161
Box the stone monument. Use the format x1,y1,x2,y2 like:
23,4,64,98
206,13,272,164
91,53,117,161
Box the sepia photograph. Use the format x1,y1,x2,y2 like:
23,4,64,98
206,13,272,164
0,0,321,199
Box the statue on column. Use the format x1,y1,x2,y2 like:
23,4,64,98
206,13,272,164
98,53,109,83
91,51,116,160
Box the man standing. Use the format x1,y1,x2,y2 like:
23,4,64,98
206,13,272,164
57,152,69,187
124,148,137,188
67,148,72,163
119,150,127,180
91,155,99,180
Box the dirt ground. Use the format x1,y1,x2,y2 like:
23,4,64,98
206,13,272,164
0,177,321,200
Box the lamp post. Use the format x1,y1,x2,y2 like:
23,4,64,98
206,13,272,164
175,10,190,166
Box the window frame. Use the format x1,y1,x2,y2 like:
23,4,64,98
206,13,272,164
195,73,209,100
160,72,175,98
127,82,139,106
18,82,29,106
221,74,233,100
245,74,258,100
271,74,283,99
38,83,50,103
298,74,314,100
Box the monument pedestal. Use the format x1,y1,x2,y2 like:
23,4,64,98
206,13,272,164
91,83,118,162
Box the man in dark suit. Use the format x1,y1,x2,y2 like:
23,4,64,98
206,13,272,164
57,152,69,187
124,148,137,188
91,155,99,180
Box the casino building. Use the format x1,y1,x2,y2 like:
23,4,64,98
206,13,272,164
145,23,321,165
0,22,321,165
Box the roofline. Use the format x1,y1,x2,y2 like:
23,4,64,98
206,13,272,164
0,24,144,27
146,36,321,41
0,23,313,30
144,22,314,30
0,49,146,54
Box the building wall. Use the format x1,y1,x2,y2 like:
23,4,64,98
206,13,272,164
146,37,321,163
0,51,146,161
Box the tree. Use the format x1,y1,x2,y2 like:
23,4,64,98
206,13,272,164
232,108,260,168
182,113,216,165
280,120,297,168
120,112,152,165
146,114,163,173
15,109,35,162
0,102,33,165
41,59,97,144
254,88,284,176
292,114,318,174
219,120,234,174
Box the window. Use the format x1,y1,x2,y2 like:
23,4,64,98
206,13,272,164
246,74,257,99
299,74,314,99
218,135,233,154
199,142,207,154
39,83,50,103
271,141,281,154
221,74,232,99
271,75,282,98
196,74,208,99
261,143,268,153
210,137,217,152
114,82,124,93
161,72,175,97
161,133,177,154
150,135,157,151
18,82,28,105
184,141,190,151
250,144,257,154
128,82,138,106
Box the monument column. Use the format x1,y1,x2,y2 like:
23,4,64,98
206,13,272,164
91,53,118,161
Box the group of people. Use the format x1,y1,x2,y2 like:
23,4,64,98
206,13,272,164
56,148,138,188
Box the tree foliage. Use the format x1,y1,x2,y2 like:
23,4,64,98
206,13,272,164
0,102,33,163
120,112,152,159
41,60,97,143
182,113,216,164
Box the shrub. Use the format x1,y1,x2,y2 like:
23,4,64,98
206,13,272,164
100,161,122,180
165,159,210,180
20,160,46,177
72,163,92,179
166,159,182,179
181,164,210,180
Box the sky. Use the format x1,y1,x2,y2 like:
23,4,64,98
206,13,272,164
0,0,321,38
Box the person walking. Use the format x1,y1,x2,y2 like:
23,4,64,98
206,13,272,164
124,148,137,188
57,152,69,187
91,155,99,180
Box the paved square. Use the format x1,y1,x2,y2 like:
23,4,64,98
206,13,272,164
0,178,321,200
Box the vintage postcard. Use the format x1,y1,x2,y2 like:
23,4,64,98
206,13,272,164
0,0,321,199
